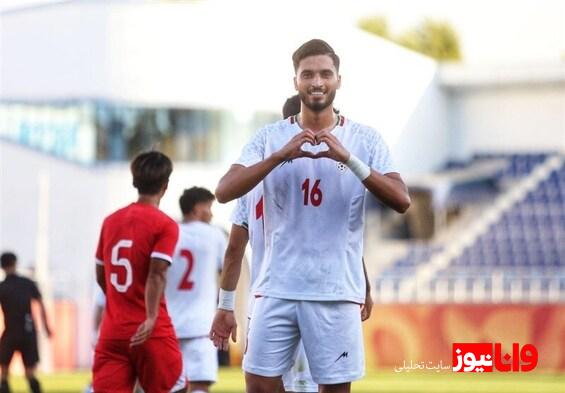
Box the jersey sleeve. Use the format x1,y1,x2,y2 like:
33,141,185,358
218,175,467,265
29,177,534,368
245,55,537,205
230,195,249,229
151,219,180,264
368,130,397,175
95,223,105,266
235,127,267,167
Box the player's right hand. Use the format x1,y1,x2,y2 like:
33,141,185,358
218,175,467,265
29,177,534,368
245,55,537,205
209,309,237,351
274,129,319,161
130,318,156,347
361,291,373,322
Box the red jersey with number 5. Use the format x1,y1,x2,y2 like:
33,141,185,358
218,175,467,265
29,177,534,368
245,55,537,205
95,202,179,340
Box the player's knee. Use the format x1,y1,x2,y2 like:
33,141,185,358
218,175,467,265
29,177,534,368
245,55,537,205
319,382,351,393
24,368,37,379
245,373,282,393
189,381,211,393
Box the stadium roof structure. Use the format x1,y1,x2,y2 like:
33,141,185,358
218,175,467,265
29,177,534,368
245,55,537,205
439,63,565,89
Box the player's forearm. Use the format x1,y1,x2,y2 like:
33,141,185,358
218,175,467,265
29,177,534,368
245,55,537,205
363,172,411,213
216,155,284,203
362,258,371,295
37,300,51,335
41,308,48,326
94,308,103,331
40,305,48,327
220,245,246,291
95,265,106,294
145,270,166,321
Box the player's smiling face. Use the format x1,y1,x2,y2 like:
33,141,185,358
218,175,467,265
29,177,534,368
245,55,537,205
294,54,341,113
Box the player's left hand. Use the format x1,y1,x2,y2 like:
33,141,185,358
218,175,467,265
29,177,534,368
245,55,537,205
361,291,373,322
313,130,350,163
130,318,156,346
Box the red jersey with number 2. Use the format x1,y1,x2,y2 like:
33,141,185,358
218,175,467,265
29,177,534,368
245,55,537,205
95,202,179,340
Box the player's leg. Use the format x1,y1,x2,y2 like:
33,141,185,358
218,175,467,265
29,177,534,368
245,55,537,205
318,382,351,393
0,365,10,393
245,373,285,393
245,309,286,393
133,381,145,393
23,366,40,393
0,335,16,393
134,335,185,393
298,301,365,393
92,339,136,393
243,297,300,393
179,337,217,393
21,332,41,393
282,340,317,393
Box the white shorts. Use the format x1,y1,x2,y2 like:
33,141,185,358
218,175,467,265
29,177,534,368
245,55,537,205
243,297,365,385
179,336,218,383
282,341,318,392
247,301,317,393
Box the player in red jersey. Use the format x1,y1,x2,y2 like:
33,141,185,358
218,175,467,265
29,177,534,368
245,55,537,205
92,151,186,393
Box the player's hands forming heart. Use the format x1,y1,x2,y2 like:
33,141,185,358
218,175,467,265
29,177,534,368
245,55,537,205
300,129,350,163
276,129,318,161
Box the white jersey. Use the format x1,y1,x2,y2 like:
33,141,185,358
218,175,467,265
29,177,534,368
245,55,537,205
230,186,265,289
236,115,395,303
166,221,227,338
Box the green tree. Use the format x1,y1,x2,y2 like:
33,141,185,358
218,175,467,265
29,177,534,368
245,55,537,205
358,15,389,39
396,19,461,61
358,16,462,62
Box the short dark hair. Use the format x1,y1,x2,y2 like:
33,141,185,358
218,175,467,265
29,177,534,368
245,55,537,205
292,39,340,72
282,94,301,118
179,187,215,215
131,151,173,195
0,252,17,269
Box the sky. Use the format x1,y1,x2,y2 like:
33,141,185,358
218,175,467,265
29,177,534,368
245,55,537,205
0,0,564,65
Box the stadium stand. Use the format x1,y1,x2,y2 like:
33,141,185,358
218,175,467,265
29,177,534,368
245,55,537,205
374,153,565,303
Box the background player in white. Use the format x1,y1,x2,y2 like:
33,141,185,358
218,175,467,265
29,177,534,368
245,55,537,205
166,187,227,393
213,39,410,393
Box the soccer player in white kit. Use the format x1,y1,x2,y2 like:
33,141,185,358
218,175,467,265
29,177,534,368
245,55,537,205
166,187,227,393
210,96,373,393
213,39,410,393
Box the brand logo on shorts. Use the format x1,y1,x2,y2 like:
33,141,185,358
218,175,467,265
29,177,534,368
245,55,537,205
334,351,349,363
337,162,347,172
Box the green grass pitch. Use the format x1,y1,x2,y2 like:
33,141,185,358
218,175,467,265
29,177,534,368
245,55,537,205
6,368,564,392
